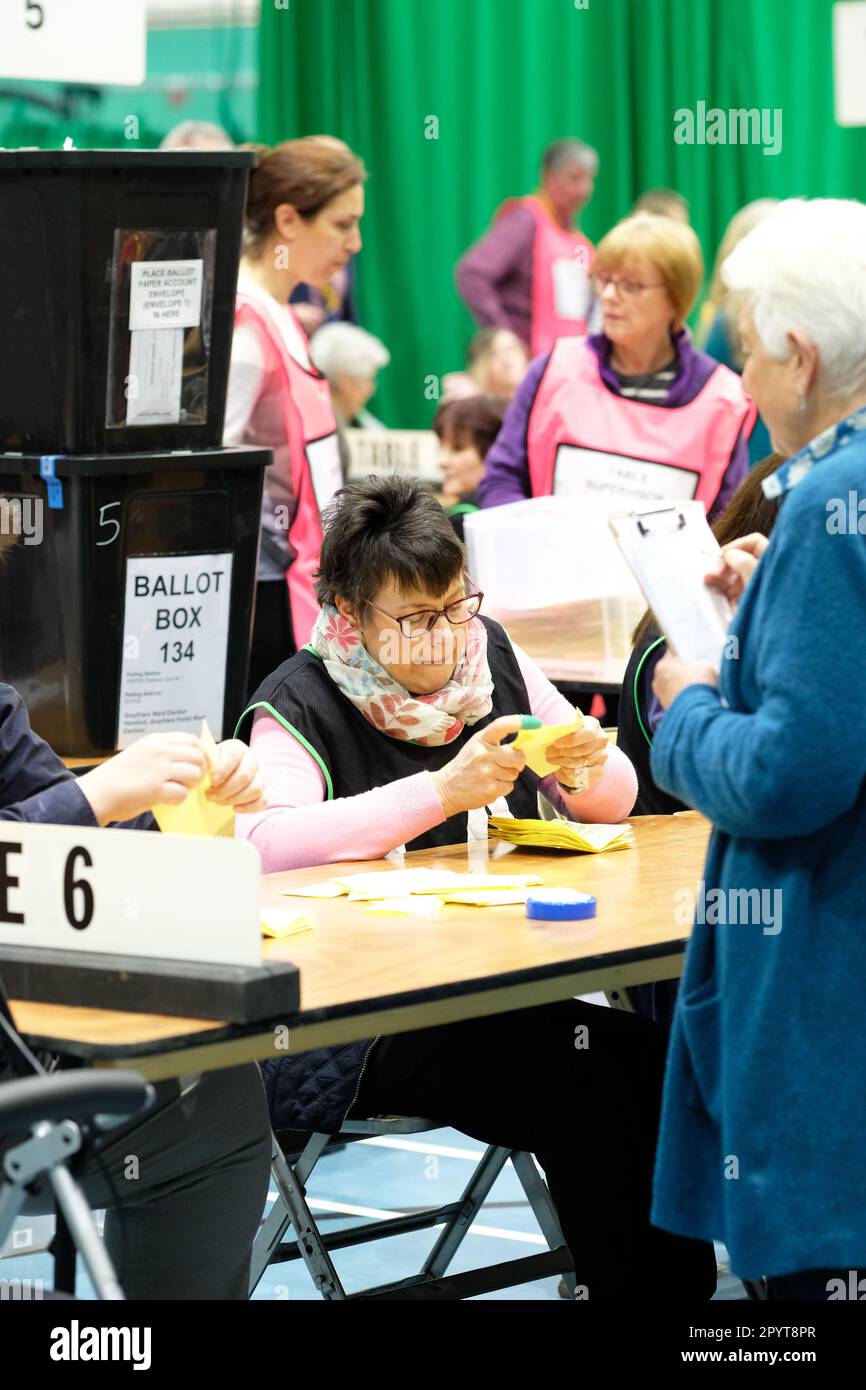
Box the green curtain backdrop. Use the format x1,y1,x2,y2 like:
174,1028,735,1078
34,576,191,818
258,0,866,428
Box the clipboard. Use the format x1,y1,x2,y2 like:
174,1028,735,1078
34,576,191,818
609,503,734,670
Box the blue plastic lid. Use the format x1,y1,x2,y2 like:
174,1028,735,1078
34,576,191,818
526,889,597,922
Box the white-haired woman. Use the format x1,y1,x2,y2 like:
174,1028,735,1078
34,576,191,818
649,198,866,1299
310,322,390,429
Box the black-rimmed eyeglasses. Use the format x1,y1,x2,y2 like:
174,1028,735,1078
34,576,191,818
367,588,484,639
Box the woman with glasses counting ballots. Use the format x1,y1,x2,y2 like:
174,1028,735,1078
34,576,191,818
478,212,756,521
233,476,718,1302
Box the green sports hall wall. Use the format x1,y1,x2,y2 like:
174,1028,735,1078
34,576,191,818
259,0,866,427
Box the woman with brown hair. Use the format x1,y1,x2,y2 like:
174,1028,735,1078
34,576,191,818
433,394,507,539
223,137,367,693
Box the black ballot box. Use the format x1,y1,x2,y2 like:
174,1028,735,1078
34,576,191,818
0,448,270,757
0,149,254,456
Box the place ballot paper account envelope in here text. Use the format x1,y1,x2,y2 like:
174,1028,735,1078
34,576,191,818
609,502,734,671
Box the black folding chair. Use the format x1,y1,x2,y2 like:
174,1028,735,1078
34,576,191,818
0,976,153,1300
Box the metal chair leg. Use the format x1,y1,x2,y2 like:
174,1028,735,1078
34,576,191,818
510,1150,575,1296
268,1137,347,1300
421,1144,511,1281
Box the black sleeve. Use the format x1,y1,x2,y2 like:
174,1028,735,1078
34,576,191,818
0,684,98,826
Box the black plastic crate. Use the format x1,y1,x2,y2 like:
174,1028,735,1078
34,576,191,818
0,150,254,455
0,447,269,757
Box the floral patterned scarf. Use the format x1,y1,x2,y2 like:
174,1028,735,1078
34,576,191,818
308,604,494,745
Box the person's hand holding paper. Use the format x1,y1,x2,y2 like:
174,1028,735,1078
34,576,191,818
151,723,267,836
204,735,267,813
705,532,770,609
651,651,718,709
544,714,610,795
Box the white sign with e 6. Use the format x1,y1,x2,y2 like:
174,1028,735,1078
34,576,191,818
0,822,262,968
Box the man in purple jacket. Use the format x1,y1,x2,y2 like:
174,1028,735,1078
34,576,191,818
456,138,598,353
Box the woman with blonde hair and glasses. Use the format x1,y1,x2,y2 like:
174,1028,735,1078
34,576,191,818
233,475,718,1302
479,212,755,521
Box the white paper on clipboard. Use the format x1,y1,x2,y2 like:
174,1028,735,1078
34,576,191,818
609,503,734,671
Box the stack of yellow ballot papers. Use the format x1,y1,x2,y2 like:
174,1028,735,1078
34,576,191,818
151,721,235,838
260,906,316,940
282,867,544,912
487,817,634,853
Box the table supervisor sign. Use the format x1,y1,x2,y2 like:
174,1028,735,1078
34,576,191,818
117,552,233,746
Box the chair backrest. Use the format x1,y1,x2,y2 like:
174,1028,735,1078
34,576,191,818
0,971,43,1080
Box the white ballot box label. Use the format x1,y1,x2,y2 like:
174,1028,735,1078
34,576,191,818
0,823,261,968
117,553,233,747
554,445,699,509
0,0,146,86
126,327,184,426
129,261,204,332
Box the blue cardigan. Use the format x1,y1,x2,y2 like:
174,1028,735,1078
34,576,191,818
649,407,866,1278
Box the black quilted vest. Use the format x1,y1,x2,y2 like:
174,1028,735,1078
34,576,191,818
236,615,540,852
238,615,541,1132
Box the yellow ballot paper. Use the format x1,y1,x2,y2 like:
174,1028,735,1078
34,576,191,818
260,906,316,940
441,888,531,907
511,711,585,776
366,896,443,918
152,721,235,838
286,868,544,908
282,880,346,900
488,816,634,853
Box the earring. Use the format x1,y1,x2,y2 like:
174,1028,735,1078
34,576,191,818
799,396,807,414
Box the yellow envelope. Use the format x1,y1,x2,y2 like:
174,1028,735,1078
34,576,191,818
512,711,585,776
152,721,235,838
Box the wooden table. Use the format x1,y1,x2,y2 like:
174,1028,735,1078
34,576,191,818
9,813,711,1082
490,596,646,690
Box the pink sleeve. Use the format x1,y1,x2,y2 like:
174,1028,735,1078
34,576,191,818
512,640,638,823
235,712,446,872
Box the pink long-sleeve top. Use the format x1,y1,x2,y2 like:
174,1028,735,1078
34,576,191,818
236,641,638,872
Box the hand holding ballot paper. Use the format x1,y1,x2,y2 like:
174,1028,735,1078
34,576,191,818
151,723,267,836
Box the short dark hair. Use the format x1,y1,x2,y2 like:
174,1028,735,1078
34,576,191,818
433,395,507,461
315,476,466,616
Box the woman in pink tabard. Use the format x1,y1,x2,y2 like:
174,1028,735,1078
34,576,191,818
224,138,367,693
479,212,757,523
